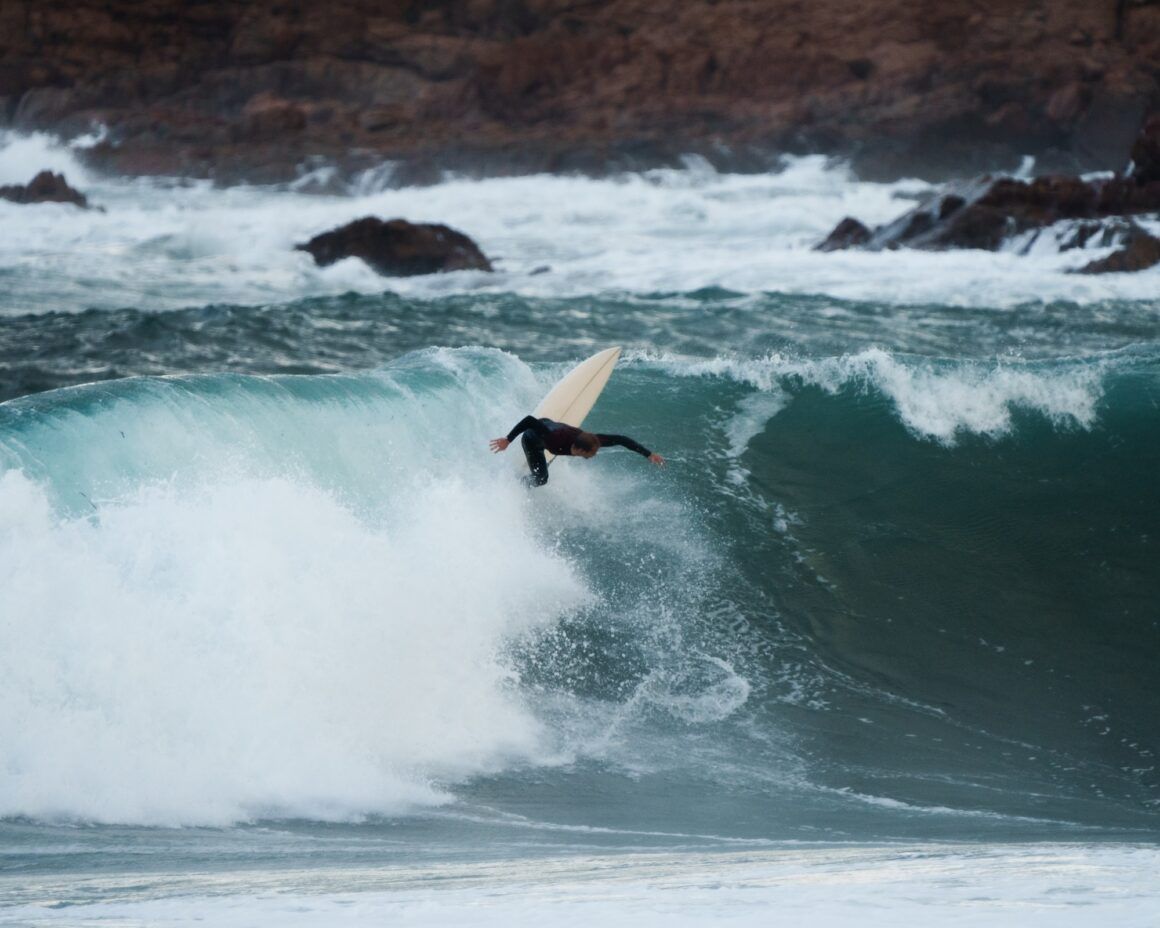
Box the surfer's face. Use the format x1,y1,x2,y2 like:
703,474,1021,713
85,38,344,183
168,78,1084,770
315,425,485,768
571,444,598,459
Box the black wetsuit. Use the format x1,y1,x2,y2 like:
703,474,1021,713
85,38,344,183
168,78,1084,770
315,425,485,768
505,416,652,486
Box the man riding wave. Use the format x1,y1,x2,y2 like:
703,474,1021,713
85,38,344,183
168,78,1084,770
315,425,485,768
490,415,664,486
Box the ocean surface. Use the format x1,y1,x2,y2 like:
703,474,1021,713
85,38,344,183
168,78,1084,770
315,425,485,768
1,130,1158,925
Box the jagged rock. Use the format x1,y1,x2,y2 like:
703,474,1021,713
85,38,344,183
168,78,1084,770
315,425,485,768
817,115,1160,263
1077,224,1160,273
0,170,89,208
875,172,1160,252
820,173,1157,254
1056,218,1133,250
815,217,871,252
296,217,492,277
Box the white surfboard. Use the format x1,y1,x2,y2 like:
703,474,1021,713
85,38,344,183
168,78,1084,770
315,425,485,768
532,346,622,463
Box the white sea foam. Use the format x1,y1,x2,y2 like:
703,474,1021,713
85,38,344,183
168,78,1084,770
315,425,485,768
0,130,96,187
0,466,589,825
2,844,1157,927
0,348,757,826
645,349,1105,444
1,132,1157,316
723,392,790,458
0,354,616,825
620,656,752,726
784,348,1105,442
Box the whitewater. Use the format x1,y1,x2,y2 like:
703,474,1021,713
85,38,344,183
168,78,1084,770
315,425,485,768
1,130,1158,926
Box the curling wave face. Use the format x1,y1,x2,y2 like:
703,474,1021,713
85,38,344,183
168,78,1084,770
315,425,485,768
1,348,1157,837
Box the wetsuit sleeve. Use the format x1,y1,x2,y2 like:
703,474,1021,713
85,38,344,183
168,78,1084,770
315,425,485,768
506,416,550,443
595,434,652,458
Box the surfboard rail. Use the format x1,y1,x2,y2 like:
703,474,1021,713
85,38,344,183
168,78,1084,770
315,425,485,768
532,346,622,462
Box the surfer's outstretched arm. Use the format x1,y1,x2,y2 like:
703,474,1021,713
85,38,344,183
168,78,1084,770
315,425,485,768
489,415,547,452
596,433,666,466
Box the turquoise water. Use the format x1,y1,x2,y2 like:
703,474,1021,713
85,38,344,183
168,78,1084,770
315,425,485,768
3,343,1157,836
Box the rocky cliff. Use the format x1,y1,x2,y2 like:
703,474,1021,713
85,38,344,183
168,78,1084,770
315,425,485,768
2,0,1158,183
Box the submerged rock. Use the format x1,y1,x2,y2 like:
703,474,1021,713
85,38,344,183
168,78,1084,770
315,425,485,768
296,217,492,277
0,170,90,208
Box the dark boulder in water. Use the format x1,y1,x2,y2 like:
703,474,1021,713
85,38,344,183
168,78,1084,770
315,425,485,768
814,217,871,252
1076,223,1160,274
296,217,492,277
0,170,90,208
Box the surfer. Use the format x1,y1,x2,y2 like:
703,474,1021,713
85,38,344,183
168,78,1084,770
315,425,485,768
490,416,665,486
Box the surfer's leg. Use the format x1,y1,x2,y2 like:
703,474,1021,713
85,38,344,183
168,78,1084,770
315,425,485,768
521,432,549,486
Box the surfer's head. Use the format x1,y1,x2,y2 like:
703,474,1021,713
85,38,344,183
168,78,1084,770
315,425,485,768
571,431,600,458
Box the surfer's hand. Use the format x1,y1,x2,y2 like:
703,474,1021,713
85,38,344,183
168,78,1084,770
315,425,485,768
649,453,665,466
490,437,510,453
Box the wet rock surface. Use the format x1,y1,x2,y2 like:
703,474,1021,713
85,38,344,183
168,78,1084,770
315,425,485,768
816,117,1160,269
0,170,90,208
1077,223,1160,273
296,217,493,277
815,217,872,252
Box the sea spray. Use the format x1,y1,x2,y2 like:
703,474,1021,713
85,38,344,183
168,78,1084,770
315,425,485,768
0,352,597,825
0,450,597,823
0,130,96,188
3,130,1159,319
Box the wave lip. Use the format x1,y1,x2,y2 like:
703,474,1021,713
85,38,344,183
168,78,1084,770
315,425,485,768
644,347,1109,444
779,348,1105,443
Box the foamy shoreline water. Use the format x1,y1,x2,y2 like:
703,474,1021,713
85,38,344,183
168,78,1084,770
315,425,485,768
3,844,1158,927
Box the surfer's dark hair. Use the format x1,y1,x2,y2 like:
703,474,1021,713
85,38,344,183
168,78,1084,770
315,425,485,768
573,431,600,452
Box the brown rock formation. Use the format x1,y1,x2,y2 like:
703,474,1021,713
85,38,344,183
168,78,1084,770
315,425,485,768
1077,223,1160,273
817,115,1160,263
296,217,493,276
819,172,1160,253
0,170,89,208
815,217,872,252
1,1,1159,184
